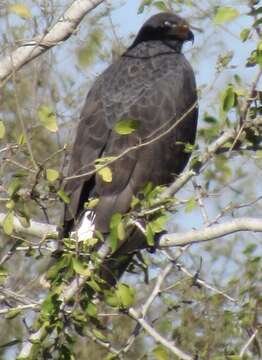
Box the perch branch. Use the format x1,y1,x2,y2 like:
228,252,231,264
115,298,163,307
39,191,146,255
0,0,105,83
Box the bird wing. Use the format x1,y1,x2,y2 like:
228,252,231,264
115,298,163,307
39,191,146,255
63,45,197,235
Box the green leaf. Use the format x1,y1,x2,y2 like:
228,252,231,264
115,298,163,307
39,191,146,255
8,178,21,197
84,198,99,209
57,189,70,204
243,243,257,255
114,118,140,135
3,212,14,235
240,28,250,42
257,41,262,68
150,215,168,233
217,51,234,70
46,168,59,182
5,309,22,320
246,49,258,67
110,212,122,228
103,354,118,360
37,105,58,132
104,290,119,307
109,213,126,250
0,266,8,284
46,254,72,281
0,266,8,277
214,7,240,24
97,166,112,182
253,17,262,28
94,156,116,165
17,132,25,145
86,279,101,292
203,114,217,124
145,223,154,246
72,257,91,276
184,142,195,153
153,345,169,360
92,329,107,342
59,345,72,359
153,1,169,12
109,213,122,251
130,195,140,208
138,0,153,14
84,237,99,247
85,302,97,318
41,293,60,318
249,6,262,16
185,197,196,213
45,255,71,280
222,84,236,112
9,4,32,19
117,221,125,241
0,121,6,139
105,284,135,309
116,283,135,308
6,200,15,210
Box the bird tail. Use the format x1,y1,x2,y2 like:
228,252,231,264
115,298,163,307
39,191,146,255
71,210,96,242
58,210,149,287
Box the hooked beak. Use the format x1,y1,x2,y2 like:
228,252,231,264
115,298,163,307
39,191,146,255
171,23,194,43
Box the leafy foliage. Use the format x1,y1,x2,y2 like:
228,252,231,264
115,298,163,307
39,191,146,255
0,0,262,360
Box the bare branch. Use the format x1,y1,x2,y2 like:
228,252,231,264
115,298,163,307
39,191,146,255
128,307,193,360
240,329,259,358
0,213,56,239
119,263,174,355
1,213,262,250
85,329,122,358
163,249,237,302
17,242,111,358
0,286,38,305
161,128,235,199
0,0,105,83
142,263,173,317
159,217,262,247
0,303,39,316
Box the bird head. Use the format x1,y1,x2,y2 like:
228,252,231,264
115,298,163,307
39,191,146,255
130,12,194,49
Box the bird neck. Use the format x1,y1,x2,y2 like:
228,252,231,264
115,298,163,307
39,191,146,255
125,40,183,59
163,40,183,53
129,38,183,52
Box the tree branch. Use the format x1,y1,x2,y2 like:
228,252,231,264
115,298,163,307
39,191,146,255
161,117,262,200
158,217,262,247
239,329,258,358
0,0,105,84
1,213,262,249
0,303,39,316
17,242,111,359
0,213,56,239
128,307,193,360
1,116,260,358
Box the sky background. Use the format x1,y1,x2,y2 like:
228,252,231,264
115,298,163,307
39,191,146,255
1,2,262,358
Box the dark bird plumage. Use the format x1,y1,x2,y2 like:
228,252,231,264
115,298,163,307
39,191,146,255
61,13,198,283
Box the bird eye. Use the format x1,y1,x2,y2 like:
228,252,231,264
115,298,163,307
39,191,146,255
163,20,172,27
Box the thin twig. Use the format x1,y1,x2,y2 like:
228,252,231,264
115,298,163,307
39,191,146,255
0,303,39,315
239,329,258,358
163,249,237,302
128,307,193,360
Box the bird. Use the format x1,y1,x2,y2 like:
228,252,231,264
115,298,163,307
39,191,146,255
61,12,198,284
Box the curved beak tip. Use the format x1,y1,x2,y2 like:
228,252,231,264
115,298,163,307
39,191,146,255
188,30,194,43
